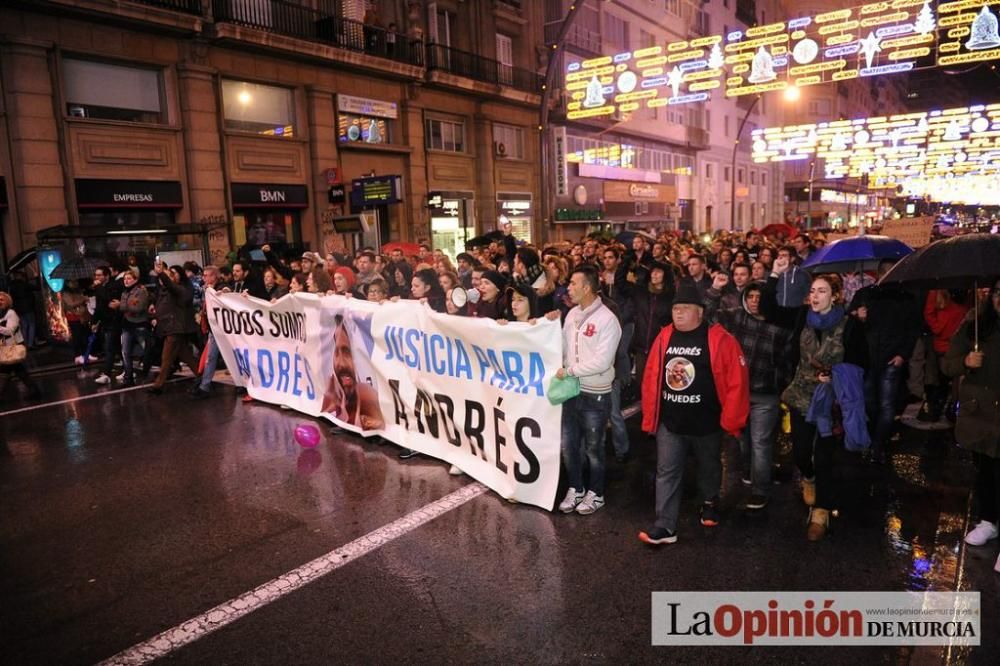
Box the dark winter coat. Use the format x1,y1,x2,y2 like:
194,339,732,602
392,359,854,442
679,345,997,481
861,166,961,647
153,273,197,337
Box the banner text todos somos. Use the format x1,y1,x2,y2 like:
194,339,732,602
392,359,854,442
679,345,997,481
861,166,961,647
205,290,563,509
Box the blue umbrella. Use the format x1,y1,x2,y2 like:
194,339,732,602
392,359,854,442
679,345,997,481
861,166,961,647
801,235,913,274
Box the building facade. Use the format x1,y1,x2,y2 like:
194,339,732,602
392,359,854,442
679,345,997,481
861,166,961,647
0,0,547,270
545,0,788,236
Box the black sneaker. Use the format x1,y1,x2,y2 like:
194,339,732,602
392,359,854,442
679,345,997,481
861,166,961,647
191,387,211,400
398,448,419,459
639,527,678,545
746,495,769,510
700,502,721,527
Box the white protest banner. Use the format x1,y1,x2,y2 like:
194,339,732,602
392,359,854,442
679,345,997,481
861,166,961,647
205,290,563,510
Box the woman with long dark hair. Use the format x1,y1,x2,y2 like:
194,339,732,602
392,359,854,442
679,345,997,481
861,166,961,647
149,264,201,394
411,268,446,313
391,262,413,300
781,273,867,541
500,283,541,323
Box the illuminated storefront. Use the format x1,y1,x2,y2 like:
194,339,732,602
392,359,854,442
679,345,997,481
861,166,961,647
428,192,474,262
497,194,533,244
231,183,307,250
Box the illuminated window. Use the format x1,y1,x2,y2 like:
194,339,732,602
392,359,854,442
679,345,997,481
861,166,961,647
222,80,295,137
426,117,466,152
64,58,164,124
338,114,391,144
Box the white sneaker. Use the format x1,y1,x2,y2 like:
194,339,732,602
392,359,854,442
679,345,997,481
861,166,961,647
575,490,605,515
964,520,999,546
116,372,126,381
448,464,464,476
87,355,99,363
558,487,585,513
94,373,111,385
995,553,1000,574
74,355,85,365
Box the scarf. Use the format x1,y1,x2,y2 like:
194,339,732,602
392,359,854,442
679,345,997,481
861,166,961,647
806,305,845,332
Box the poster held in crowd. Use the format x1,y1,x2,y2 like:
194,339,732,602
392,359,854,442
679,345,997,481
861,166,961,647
205,290,563,509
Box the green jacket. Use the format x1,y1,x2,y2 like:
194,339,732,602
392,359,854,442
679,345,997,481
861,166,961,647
782,317,848,414
943,320,1000,459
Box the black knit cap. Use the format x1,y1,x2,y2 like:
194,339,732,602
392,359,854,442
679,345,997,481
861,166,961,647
673,279,704,308
481,269,508,291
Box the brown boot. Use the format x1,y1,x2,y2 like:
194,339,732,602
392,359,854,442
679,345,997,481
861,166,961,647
801,477,816,506
807,507,829,541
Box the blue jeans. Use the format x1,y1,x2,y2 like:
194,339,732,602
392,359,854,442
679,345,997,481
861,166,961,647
102,325,121,375
561,391,612,496
120,324,154,381
865,363,903,453
654,426,722,531
199,333,221,391
739,393,781,497
609,379,629,458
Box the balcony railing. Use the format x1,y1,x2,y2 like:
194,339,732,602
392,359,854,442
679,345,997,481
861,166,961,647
427,43,543,94
212,0,423,67
131,0,203,13
543,22,602,54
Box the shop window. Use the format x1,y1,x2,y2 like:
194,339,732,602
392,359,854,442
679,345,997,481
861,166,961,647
222,80,296,138
493,123,524,160
338,114,391,144
426,117,466,152
234,210,301,247
63,58,164,124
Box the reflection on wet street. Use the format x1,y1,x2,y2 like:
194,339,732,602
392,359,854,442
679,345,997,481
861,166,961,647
1,372,997,664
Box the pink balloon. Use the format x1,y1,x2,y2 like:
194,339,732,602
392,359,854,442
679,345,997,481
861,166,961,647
294,424,322,449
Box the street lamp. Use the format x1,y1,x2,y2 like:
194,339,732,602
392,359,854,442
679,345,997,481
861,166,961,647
806,160,816,229
729,95,759,231
729,86,802,231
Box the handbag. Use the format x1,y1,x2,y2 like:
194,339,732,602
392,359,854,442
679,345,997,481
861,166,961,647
547,374,581,405
0,342,27,365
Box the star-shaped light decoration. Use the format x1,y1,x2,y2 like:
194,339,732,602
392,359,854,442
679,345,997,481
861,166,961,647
858,32,882,70
667,66,684,99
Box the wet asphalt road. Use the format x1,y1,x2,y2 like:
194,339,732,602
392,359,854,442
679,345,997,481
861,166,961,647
1,368,998,665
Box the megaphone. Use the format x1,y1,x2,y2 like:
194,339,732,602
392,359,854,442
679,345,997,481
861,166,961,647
450,287,480,308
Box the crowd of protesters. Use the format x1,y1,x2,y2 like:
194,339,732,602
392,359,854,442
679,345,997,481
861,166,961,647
1,223,998,573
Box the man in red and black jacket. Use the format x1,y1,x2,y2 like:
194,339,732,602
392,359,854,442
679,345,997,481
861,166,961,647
638,280,749,545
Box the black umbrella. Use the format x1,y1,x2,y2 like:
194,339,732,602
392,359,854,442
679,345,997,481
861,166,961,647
4,247,36,275
50,256,104,281
878,233,1000,349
